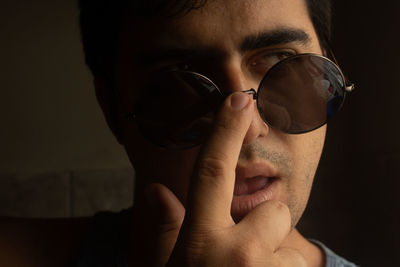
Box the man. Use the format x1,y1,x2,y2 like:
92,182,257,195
0,0,357,266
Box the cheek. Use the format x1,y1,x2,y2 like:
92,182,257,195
286,125,326,185
282,127,326,224
292,126,326,164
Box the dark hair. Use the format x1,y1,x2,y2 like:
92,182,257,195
306,0,332,55
78,0,332,77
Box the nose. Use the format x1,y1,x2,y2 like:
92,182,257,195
215,65,270,145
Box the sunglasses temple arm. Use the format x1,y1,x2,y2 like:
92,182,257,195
327,47,355,92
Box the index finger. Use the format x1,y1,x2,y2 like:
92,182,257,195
186,92,254,226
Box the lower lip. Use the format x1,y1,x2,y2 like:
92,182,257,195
231,177,279,220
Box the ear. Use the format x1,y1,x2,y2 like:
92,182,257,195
94,76,124,144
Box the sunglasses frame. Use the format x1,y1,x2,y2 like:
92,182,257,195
124,53,355,149
250,53,354,134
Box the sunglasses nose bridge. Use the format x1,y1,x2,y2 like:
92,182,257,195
241,88,258,99
240,88,272,145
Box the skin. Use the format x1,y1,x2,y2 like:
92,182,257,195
94,0,327,266
114,0,325,218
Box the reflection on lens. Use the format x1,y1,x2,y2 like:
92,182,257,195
257,54,345,134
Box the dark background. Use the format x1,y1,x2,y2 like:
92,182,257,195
1,0,399,266
298,1,400,266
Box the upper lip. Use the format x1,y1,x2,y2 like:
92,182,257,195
235,161,279,180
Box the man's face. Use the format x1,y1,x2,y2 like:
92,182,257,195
112,0,326,225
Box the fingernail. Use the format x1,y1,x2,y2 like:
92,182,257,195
230,92,250,110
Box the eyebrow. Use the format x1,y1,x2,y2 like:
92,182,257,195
240,28,311,52
136,28,311,66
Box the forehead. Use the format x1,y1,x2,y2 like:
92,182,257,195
120,0,317,52
169,0,312,44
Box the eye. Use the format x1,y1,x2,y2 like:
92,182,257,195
249,50,296,76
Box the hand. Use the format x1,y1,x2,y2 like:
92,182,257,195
135,92,307,267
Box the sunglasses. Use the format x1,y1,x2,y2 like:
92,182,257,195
126,53,354,150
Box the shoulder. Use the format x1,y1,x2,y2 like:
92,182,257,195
310,239,359,267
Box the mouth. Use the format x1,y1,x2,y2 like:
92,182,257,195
231,164,280,221
233,176,276,196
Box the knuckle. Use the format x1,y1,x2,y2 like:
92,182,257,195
231,241,263,267
214,114,237,132
231,252,254,267
255,200,291,231
157,220,181,235
290,250,308,267
196,155,227,179
265,200,290,215
275,248,307,267
213,115,243,139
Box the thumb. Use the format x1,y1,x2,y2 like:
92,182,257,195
144,183,185,267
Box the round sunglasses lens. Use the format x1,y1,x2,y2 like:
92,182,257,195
134,70,222,149
257,55,345,134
